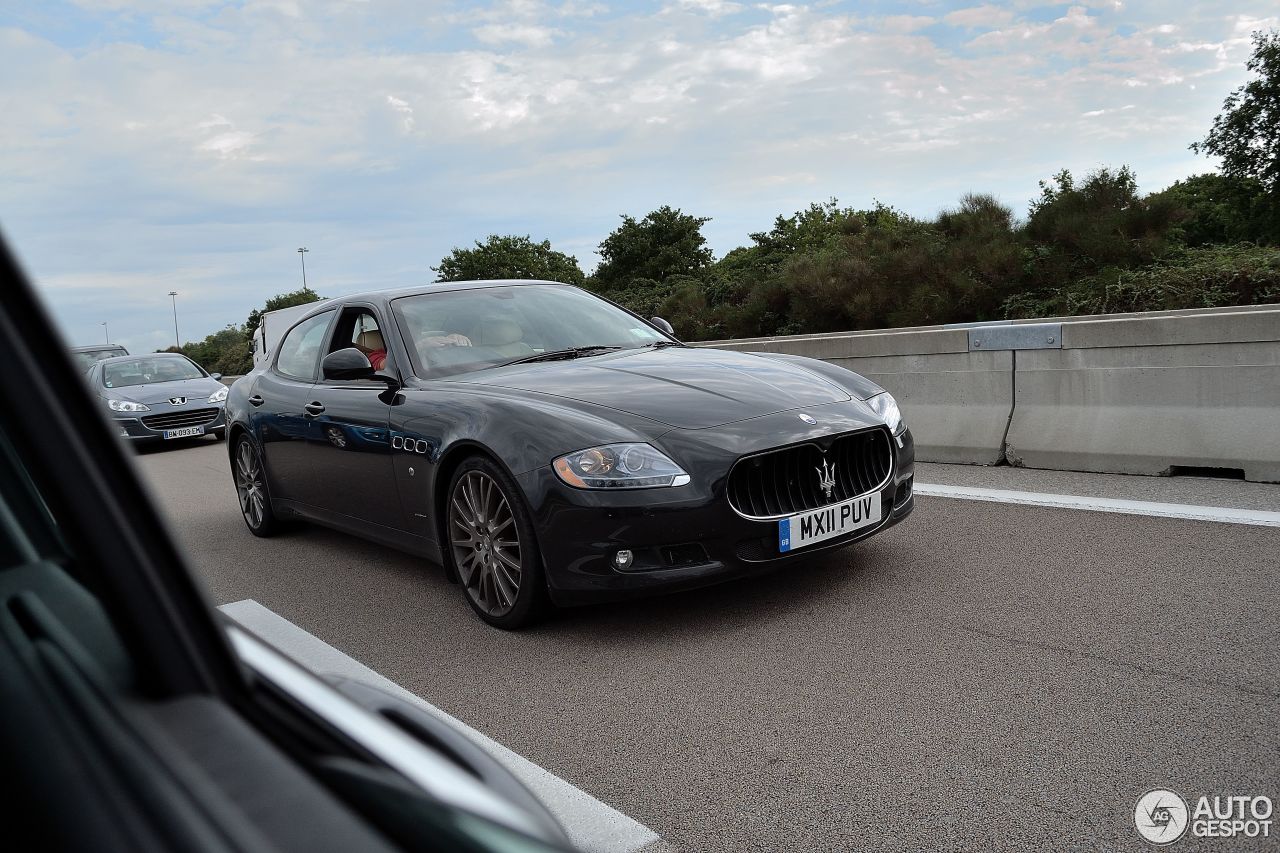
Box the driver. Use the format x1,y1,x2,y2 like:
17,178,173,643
354,329,388,371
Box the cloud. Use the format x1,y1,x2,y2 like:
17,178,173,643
882,15,935,34
473,23,561,47
1,0,1273,348
944,5,1015,30
670,0,743,16
386,95,415,131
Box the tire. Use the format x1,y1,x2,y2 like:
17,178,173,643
445,455,547,629
232,435,279,537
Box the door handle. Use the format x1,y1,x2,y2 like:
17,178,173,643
248,395,265,407
304,401,326,416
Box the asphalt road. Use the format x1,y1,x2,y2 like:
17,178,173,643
137,438,1280,852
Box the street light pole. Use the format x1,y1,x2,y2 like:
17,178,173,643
297,247,309,290
102,322,109,344
168,291,180,349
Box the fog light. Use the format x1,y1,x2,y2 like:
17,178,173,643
613,549,634,570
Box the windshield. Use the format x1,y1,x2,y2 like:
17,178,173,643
392,285,669,378
73,348,126,370
102,356,206,388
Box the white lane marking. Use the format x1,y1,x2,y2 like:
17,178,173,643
218,600,662,853
914,483,1280,527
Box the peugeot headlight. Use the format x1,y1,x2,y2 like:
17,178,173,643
107,399,149,412
208,386,229,403
868,392,904,434
553,443,690,489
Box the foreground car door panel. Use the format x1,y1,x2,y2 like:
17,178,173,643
0,244,576,851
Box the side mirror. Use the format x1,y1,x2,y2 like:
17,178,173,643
650,316,675,336
209,372,223,380
322,347,375,381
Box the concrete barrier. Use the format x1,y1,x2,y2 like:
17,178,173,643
696,304,1280,483
1008,310,1280,483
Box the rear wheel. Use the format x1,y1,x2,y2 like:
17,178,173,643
233,436,279,537
446,456,546,629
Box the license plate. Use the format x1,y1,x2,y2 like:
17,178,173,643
778,492,881,553
163,425,205,439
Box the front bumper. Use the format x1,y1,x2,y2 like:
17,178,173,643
518,408,915,607
114,404,226,442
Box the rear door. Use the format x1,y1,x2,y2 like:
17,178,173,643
298,303,402,528
253,308,335,505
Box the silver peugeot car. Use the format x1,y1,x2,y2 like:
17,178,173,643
87,352,228,443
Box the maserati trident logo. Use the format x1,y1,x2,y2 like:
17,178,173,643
169,396,186,405
815,456,836,501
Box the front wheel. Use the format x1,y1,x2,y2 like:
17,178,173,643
446,456,547,629
233,436,279,537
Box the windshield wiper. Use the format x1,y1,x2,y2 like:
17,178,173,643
642,340,685,349
500,345,623,367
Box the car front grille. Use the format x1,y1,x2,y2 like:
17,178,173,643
141,408,219,430
726,429,892,519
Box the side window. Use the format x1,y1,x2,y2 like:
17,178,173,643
275,312,333,380
329,308,390,372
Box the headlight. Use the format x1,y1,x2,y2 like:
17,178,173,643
553,443,690,489
107,399,149,412
208,386,229,403
867,392,904,434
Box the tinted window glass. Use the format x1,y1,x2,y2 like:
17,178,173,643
275,311,333,380
392,285,666,378
103,356,205,388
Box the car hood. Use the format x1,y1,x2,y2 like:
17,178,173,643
104,377,222,404
458,346,851,429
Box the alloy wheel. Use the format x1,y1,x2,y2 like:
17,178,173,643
449,470,522,617
234,439,268,531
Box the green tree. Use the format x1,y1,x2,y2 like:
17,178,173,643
593,206,714,290
245,286,324,341
748,199,860,263
1191,30,1280,192
1024,166,1183,282
433,235,585,285
1003,243,1280,317
1155,173,1278,246
168,325,253,376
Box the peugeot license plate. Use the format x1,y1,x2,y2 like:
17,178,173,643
778,492,881,553
163,425,205,440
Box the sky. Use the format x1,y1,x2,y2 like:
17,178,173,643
2,0,1276,353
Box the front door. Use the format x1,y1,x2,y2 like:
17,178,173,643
300,304,402,529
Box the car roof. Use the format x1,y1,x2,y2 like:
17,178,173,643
71,344,127,352
95,352,193,365
327,279,573,309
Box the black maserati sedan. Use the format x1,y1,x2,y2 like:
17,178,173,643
225,280,914,628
